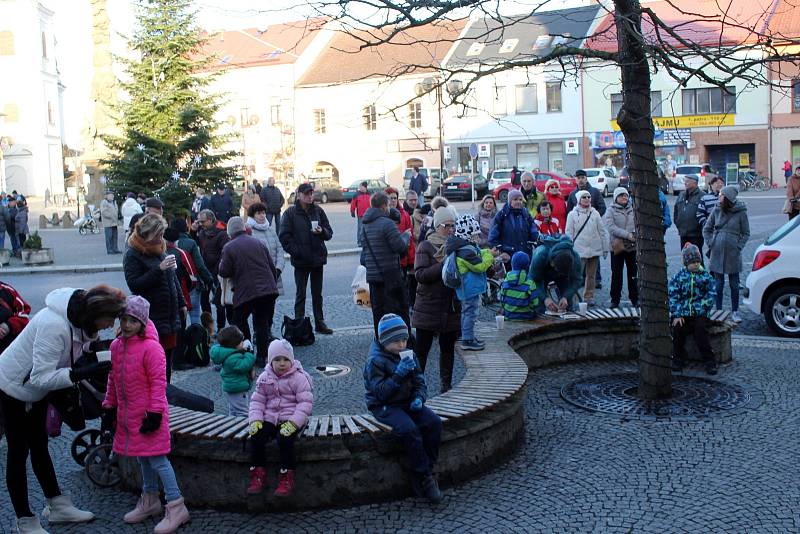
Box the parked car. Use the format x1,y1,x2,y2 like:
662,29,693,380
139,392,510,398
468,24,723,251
287,178,345,204
402,167,448,199
744,216,800,337
341,178,391,202
672,163,716,194
440,174,488,201
581,167,620,197
619,166,670,193
492,171,577,203
488,168,519,191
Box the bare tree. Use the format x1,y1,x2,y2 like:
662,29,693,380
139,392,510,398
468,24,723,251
277,0,799,398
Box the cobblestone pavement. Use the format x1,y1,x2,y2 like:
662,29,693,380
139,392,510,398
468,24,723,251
2,336,798,533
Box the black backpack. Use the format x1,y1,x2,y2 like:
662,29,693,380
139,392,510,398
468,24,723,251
281,316,315,347
183,323,210,367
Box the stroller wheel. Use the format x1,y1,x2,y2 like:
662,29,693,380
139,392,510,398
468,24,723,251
85,443,121,487
71,428,102,466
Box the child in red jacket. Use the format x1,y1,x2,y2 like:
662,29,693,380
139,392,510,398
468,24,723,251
534,201,560,236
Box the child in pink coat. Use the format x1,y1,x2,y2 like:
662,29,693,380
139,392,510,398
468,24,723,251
103,296,189,533
246,339,313,498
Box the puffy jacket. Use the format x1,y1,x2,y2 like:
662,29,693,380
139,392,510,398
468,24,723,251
703,201,750,274
445,236,493,301
218,231,278,308
0,288,92,402
279,202,333,269
565,206,609,259
673,187,703,238
659,190,672,231
249,360,313,428
528,236,582,303
14,206,29,236
176,232,214,288
121,198,142,231
500,270,542,320
668,267,715,319
350,193,371,218
412,236,461,332
247,217,285,294
534,214,560,236
123,246,185,336
545,192,568,233
696,190,719,229
210,345,256,394
100,199,119,228
603,201,636,252
363,340,427,410
103,320,170,457
259,185,284,214
0,282,31,354
196,226,229,276
488,204,539,257
210,191,234,222
397,207,416,269
359,207,409,283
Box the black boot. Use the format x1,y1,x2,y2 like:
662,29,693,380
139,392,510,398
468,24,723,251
705,360,718,375
315,321,333,335
420,474,443,503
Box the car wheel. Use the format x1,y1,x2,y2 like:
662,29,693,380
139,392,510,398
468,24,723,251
498,190,509,203
321,193,328,203
764,285,800,337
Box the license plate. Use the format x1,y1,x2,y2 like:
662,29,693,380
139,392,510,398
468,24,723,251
448,185,458,189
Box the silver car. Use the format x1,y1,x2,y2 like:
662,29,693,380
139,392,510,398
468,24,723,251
672,164,716,194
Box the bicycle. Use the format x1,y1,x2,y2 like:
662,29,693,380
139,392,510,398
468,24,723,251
738,171,768,192
480,257,506,310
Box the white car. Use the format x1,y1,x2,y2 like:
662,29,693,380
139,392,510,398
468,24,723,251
488,168,516,191
580,167,620,197
672,164,715,194
743,216,800,337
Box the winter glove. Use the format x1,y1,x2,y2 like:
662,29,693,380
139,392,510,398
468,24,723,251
139,411,163,434
70,361,112,383
279,421,298,437
394,357,416,378
242,339,253,352
100,408,116,433
249,420,263,436
410,397,424,412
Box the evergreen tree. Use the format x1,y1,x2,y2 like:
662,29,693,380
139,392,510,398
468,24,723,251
102,0,237,213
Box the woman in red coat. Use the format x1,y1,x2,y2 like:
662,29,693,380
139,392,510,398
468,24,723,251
544,179,567,233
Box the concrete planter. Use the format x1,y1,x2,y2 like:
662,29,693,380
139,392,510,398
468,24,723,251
22,248,54,265
0,249,10,266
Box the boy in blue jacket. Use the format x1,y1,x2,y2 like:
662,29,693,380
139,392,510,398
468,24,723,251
363,314,443,502
445,214,498,350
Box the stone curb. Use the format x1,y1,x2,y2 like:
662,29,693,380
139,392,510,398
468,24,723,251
0,248,363,275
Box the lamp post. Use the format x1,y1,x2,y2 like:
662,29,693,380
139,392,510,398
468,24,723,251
414,77,464,191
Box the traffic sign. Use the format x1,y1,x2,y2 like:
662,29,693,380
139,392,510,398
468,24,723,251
469,143,479,159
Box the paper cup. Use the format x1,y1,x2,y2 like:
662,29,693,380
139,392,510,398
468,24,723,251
96,350,112,362
399,350,414,361
495,315,505,330
311,220,320,231
578,302,588,314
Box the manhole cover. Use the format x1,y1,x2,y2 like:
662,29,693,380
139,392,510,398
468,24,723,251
561,373,753,419
315,365,351,378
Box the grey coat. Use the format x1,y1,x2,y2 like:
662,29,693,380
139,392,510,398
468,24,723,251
703,201,750,274
100,199,119,228
603,202,636,252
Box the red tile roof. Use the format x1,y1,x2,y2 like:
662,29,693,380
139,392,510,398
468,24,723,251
766,0,800,41
586,0,779,53
296,20,467,86
198,18,327,71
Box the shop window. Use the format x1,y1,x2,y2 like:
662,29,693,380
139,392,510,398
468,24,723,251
408,101,422,129
313,109,326,134
363,104,376,131
546,82,562,112
494,144,509,169
515,84,538,114
517,144,539,170
611,91,662,118
0,31,13,55
493,86,507,116
794,80,800,113
682,86,736,115
547,142,564,172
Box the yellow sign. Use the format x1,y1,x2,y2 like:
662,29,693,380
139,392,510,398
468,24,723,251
611,114,735,131
739,153,750,167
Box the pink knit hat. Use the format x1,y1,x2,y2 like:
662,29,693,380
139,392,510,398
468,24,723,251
268,338,295,364
124,295,150,326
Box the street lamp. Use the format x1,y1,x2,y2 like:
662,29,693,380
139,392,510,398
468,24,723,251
414,77,464,191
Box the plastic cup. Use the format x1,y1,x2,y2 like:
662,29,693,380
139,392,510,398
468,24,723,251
399,350,414,361
579,302,588,314
311,220,320,231
495,315,505,330
96,351,112,362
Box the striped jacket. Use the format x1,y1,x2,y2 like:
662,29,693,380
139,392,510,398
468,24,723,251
500,270,542,320
696,191,719,229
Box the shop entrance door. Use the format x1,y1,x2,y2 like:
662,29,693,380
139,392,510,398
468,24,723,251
707,144,755,174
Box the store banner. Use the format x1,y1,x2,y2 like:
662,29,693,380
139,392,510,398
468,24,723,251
611,114,735,131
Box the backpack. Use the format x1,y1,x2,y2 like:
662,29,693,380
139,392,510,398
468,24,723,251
282,316,315,347
442,252,462,289
183,323,210,367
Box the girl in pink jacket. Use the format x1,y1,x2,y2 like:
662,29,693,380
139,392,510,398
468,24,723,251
103,296,189,533
246,338,313,498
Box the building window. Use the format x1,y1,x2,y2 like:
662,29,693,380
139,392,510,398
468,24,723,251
270,105,280,126
493,86,507,116
682,86,736,115
517,144,539,171
494,144,509,170
546,82,562,112
610,93,623,118
363,105,377,131
793,80,800,112
41,31,47,59
0,31,14,55
548,142,563,172
313,109,326,134
47,102,55,126
515,84,538,114
611,91,664,118
408,102,422,129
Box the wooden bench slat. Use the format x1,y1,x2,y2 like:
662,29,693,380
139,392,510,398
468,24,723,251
233,424,253,440
341,415,361,435
429,405,472,417
317,415,330,437
429,397,484,410
194,416,244,438
170,412,218,432
352,414,380,433
331,416,342,436
304,416,320,437
168,411,203,425
175,414,228,435
219,419,250,439
360,413,392,432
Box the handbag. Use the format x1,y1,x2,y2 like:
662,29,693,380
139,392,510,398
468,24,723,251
282,316,315,347
217,275,234,306
46,328,87,432
351,265,371,309
610,237,627,255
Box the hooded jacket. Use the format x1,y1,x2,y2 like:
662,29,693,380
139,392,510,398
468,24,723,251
566,205,609,259
476,206,497,247
121,198,143,232
521,187,545,217
218,231,279,308
103,320,170,457
247,217,285,294
668,267,716,319
445,235,493,301
500,270,541,320
0,288,93,402
363,340,427,410
528,236,582,303
249,351,313,428
210,344,256,394
702,200,750,274
279,201,333,269
488,203,539,257
359,207,409,283
673,186,703,238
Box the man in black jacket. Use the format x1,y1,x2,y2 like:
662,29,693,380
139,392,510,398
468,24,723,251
259,177,284,230
673,175,705,260
279,183,334,334
360,192,411,340
210,185,233,223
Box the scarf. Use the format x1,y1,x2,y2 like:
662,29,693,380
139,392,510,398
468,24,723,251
128,231,166,256
426,231,448,262
247,217,271,232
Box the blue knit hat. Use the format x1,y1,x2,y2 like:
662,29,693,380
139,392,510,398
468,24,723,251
511,251,530,272
377,313,408,346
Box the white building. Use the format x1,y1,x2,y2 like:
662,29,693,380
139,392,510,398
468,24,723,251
0,0,65,196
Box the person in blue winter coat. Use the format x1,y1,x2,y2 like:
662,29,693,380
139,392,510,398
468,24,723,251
659,189,672,233
488,188,539,268
529,235,582,312
363,314,443,503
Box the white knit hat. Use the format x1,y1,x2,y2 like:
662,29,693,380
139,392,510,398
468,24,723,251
613,187,629,200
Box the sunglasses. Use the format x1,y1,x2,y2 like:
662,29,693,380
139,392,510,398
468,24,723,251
440,223,455,228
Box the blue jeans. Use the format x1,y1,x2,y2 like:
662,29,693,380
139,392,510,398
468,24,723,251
460,295,480,341
189,288,201,325
356,217,363,246
372,405,442,475
138,455,181,501
0,233,5,249
104,226,119,253
713,272,740,312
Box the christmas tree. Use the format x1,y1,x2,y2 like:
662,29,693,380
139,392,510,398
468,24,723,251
102,0,237,214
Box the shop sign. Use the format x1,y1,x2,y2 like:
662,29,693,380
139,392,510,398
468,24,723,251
565,139,579,154
661,129,691,146
589,128,693,149
611,114,735,131
478,143,490,158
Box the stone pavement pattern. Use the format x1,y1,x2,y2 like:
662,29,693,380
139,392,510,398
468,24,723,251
2,337,798,532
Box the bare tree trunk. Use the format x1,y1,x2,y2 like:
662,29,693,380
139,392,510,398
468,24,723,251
615,0,673,399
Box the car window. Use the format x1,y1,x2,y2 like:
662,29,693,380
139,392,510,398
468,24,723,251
586,170,600,177
493,170,510,180
765,216,800,246
676,166,700,174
